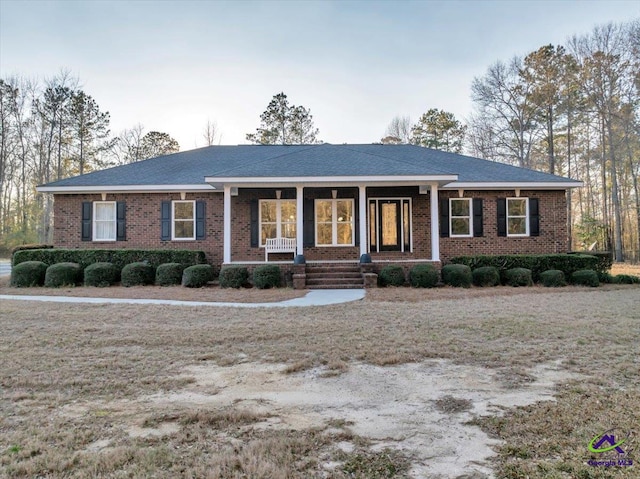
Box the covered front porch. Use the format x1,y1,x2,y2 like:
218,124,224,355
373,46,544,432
215,182,448,266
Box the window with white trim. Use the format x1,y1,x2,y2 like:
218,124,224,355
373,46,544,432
259,200,297,246
172,200,195,240
449,198,472,237
315,199,354,246
93,201,116,241
507,198,529,236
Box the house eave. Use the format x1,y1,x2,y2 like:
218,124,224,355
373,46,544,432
441,181,583,190
205,175,459,189
36,184,217,194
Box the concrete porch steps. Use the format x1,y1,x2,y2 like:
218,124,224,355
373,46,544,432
305,263,364,289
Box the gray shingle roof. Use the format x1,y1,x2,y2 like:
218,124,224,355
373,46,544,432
39,143,580,188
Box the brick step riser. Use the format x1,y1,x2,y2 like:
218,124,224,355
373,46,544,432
305,268,361,274
307,284,364,290
306,279,364,286
305,272,362,279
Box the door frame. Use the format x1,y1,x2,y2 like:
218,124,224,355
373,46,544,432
368,197,412,253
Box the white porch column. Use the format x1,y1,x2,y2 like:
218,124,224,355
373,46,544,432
296,185,304,257
223,185,231,264
430,183,440,262
359,185,368,257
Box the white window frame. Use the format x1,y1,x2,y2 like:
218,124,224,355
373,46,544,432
93,201,116,242
259,199,297,247
506,197,529,237
172,200,196,241
449,198,473,238
315,198,355,247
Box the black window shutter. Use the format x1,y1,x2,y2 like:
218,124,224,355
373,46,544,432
303,198,315,248
81,202,92,241
250,199,259,247
161,201,171,240
497,198,507,237
116,201,126,241
529,198,540,236
439,198,449,238
195,200,206,240
473,198,483,237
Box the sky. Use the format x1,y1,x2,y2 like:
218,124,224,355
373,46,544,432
1,0,638,151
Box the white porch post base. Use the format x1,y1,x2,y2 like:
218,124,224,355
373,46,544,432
223,185,231,263
430,183,440,262
359,185,367,257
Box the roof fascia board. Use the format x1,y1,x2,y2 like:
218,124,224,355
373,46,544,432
205,175,458,184
442,181,583,190
37,184,217,193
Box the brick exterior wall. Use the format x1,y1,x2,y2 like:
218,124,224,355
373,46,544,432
53,193,224,265
52,188,569,267
439,190,568,262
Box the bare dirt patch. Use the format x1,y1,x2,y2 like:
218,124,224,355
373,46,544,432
0,275,306,303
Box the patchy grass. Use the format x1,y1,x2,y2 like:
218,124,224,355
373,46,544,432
471,386,640,478
1,286,639,477
433,395,473,414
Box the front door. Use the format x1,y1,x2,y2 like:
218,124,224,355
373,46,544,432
378,200,402,251
369,198,411,253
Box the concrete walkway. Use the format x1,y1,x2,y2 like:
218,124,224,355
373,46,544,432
0,288,366,308
0,260,10,277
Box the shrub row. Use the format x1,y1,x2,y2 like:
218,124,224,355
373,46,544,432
449,254,604,282
218,265,282,289
12,248,206,269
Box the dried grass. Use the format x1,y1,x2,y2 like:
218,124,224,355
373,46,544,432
1,285,639,477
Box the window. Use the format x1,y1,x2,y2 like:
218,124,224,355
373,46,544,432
172,200,195,240
259,200,296,246
93,202,116,241
316,199,354,246
507,198,529,236
449,198,472,237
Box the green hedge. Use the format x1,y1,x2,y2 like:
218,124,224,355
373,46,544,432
409,264,439,288
504,268,533,287
121,262,156,287
472,266,500,287
10,261,48,287
219,266,249,288
84,262,120,287
450,254,602,283
13,248,206,270
44,262,82,287
156,263,186,286
571,269,599,287
540,269,566,287
378,265,405,287
569,251,612,277
182,264,214,288
613,274,640,284
253,265,282,289
441,264,472,288
10,244,53,264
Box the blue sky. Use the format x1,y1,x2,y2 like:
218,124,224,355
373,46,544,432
1,0,637,150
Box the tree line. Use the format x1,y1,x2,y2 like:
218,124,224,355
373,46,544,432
0,72,219,253
382,21,639,262
1,20,638,262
